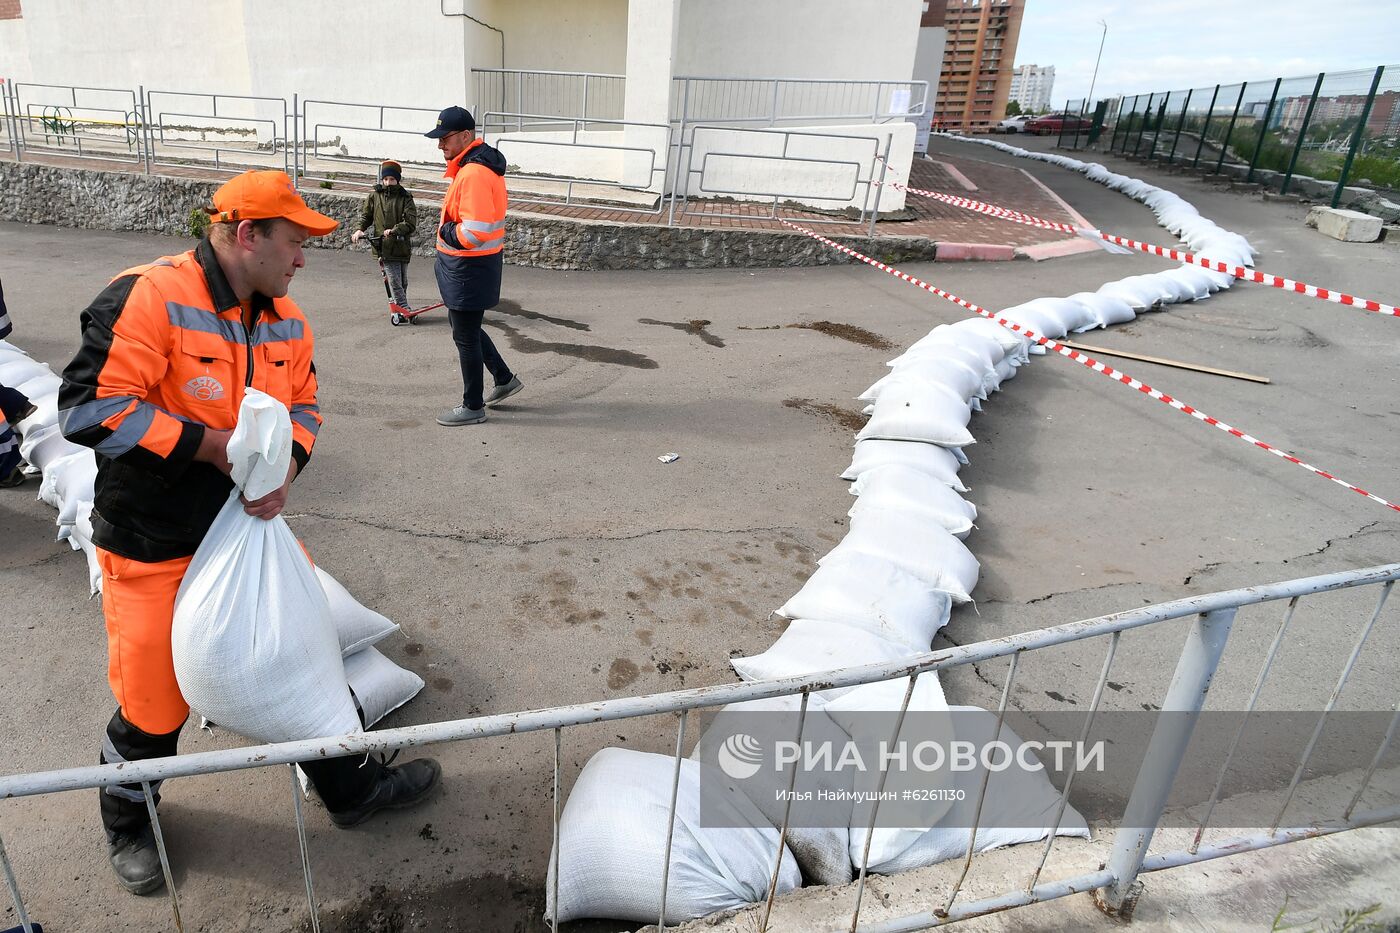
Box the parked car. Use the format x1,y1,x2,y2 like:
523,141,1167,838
996,115,1030,134
1024,113,1094,135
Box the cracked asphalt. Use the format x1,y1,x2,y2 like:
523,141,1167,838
2,135,1398,930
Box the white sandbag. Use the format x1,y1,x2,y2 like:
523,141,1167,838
15,372,61,400
69,502,103,595
841,439,967,492
998,304,1064,340
19,421,86,472
690,695,853,887
869,357,985,405
1145,270,1195,304
849,707,1090,874
173,493,357,743
1070,292,1136,328
1016,297,1097,336
227,387,293,500
1167,265,1215,300
731,619,920,701
1097,277,1159,311
315,566,400,656
173,392,357,744
855,379,974,449
776,550,952,650
826,675,956,869
546,748,801,924
17,389,57,436
850,496,974,540
892,342,997,388
823,509,979,603
344,646,424,727
945,317,1031,363
903,329,1004,373
992,356,1017,386
849,465,976,539
0,357,47,386
38,449,97,530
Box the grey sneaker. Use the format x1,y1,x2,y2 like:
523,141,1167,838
485,376,523,408
436,405,486,426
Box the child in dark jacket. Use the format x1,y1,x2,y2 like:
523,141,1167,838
351,161,418,309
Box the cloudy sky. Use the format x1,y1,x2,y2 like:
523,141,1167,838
1015,0,1400,105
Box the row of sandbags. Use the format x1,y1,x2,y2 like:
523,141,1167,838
958,133,1259,276
545,142,1262,924
0,339,425,736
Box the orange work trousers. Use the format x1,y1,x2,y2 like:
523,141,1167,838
97,548,194,735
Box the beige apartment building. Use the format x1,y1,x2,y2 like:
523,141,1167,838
932,0,1026,130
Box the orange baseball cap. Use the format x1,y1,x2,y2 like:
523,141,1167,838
208,170,338,236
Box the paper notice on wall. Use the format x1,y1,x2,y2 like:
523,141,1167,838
890,88,912,115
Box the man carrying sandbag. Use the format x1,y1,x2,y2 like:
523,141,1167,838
59,170,441,896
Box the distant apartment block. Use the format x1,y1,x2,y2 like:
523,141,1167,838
1279,90,1400,138
935,0,1026,130
1009,63,1054,113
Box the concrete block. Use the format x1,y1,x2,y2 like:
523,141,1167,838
1306,206,1383,242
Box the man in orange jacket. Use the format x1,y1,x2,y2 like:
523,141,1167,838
425,106,522,426
60,170,441,896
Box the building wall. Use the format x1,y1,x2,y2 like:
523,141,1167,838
675,0,922,80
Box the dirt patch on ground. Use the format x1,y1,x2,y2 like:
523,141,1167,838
738,321,892,350
638,317,725,347
787,320,893,350
299,877,633,932
485,320,659,369
782,397,866,433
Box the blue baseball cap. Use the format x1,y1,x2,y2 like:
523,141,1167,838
425,106,476,138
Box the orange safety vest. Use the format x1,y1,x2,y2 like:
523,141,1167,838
59,238,322,561
436,139,507,258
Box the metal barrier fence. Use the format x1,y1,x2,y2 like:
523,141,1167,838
1,74,922,229
479,112,673,216
672,126,893,234
1059,64,1399,208
293,97,444,190
3,563,1398,932
473,67,626,127
8,81,143,165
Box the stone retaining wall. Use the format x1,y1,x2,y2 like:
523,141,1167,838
0,160,941,270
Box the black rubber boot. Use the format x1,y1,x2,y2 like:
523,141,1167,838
327,758,442,828
98,709,181,895
106,824,164,895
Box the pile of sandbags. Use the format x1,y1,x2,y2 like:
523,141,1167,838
1,345,424,738
550,143,1271,921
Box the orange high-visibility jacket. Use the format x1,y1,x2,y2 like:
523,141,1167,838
59,238,322,562
435,138,507,259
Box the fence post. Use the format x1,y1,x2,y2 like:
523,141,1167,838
1145,93,1170,161
1246,77,1283,183
1057,98,1071,148
1110,95,1135,152
1281,72,1326,195
1132,93,1155,156
1167,88,1193,162
1192,84,1221,169
289,93,297,183
1097,607,1238,919
1331,65,1386,208
1214,82,1249,175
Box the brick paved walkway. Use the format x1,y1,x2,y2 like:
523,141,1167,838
1,144,1082,250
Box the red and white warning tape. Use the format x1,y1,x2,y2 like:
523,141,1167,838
780,218,1400,514
892,183,1400,319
